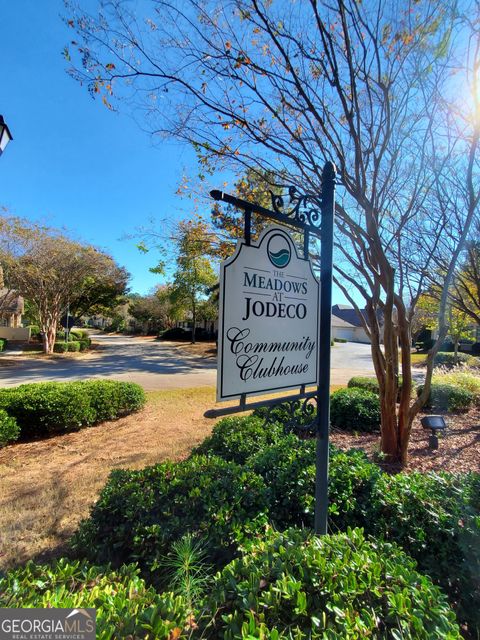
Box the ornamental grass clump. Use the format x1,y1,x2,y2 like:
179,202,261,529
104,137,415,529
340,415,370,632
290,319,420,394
432,368,480,405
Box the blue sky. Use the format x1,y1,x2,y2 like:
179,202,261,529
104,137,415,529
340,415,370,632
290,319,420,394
0,0,199,294
0,0,352,305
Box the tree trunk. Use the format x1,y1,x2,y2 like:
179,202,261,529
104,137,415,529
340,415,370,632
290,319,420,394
454,338,459,364
43,326,56,354
397,303,415,466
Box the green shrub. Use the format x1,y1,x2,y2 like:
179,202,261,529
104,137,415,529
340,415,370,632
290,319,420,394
330,387,381,432
70,329,89,340
71,455,268,578
348,375,409,399
85,380,146,422
333,336,347,342
56,330,88,344
79,337,92,351
53,341,69,353
253,400,318,434
206,527,461,639
192,415,284,465
347,376,380,393
0,558,191,639
0,380,145,439
328,447,382,530
248,435,316,527
0,409,20,447
248,439,380,532
417,382,474,411
0,338,7,352
245,426,479,630
432,371,480,404
67,340,81,352
434,351,476,367
368,471,480,631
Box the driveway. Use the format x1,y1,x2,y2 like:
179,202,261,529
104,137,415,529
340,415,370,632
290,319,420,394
0,335,376,390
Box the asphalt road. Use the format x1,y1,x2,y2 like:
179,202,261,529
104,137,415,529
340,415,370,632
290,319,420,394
0,334,376,390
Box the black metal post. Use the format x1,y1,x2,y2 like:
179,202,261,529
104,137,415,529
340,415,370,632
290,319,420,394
314,161,336,535
244,207,252,245
210,162,338,534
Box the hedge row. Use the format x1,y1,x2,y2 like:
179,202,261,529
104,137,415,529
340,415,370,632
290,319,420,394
0,380,145,441
54,330,92,353
71,415,480,632
1,530,461,639
434,351,478,367
54,340,82,353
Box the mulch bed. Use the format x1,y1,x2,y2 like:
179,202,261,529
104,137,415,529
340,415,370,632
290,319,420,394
330,407,480,474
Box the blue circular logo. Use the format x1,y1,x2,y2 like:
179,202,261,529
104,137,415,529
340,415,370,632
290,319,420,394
267,234,291,268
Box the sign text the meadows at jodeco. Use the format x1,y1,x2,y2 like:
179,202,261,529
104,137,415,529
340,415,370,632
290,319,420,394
217,226,320,401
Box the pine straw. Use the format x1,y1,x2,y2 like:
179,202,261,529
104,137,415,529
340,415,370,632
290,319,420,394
331,407,480,474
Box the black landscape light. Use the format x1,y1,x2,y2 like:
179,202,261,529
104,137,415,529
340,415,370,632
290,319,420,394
0,115,13,156
421,415,447,450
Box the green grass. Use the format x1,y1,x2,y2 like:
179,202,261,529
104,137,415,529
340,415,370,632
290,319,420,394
411,353,428,366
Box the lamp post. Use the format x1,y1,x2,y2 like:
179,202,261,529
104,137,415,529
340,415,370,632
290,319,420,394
0,115,13,156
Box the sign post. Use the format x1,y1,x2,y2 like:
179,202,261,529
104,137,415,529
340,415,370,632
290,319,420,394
208,162,336,535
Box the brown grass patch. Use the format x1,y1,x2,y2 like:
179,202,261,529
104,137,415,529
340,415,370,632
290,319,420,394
0,387,218,569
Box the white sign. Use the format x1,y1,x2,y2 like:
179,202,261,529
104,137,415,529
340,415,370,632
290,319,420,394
217,226,320,401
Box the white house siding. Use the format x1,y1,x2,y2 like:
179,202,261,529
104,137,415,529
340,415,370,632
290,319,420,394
352,326,370,343
332,326,356,342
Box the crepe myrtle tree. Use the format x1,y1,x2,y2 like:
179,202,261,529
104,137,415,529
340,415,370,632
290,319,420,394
0,216,129,354
65,0,479,464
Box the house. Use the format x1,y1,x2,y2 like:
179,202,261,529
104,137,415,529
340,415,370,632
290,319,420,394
0,266,30,341
331,304,372,343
